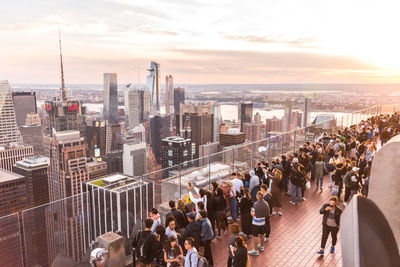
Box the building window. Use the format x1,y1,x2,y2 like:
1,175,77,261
183,150,188,156
168,149,173,157
168,160,173,167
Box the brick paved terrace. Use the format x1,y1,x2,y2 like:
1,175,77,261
210,174,343,267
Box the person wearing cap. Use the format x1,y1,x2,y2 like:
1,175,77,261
183,212,201,250
317,196,342,255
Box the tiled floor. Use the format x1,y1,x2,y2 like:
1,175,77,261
209,175,343,267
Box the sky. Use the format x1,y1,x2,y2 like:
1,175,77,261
1,0,400,85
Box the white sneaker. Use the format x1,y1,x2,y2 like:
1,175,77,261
278,211,283,216
290,201,295,205
272,211,277,215
264,237,269,241
302,197,307,201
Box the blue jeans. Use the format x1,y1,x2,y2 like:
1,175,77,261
291,184,302,204
316,176,323,189
229,197,238,222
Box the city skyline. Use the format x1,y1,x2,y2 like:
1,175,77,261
2,0,400,84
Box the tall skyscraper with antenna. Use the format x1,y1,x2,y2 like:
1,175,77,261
43,34,89,264
43,33,85,137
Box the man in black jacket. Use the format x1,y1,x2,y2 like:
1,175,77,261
317,196,343,255
165,200,187,233
133,218,159,266
183,212,201,250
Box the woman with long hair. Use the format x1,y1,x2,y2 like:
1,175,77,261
214,187,227,238
231,236,250,267
239,188,252,238
176,199,186,214
164,236,183,267
271,169,283,216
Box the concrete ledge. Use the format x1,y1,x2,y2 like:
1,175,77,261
369,134,400,249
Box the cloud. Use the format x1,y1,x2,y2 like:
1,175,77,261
169,49,376,71
137,28,179,36
222,33,316,47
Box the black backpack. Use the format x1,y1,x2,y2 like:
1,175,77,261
135,231,154,262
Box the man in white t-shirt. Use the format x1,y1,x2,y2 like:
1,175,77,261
229,173,243,223
232,173,244,196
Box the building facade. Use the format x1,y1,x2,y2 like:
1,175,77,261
83,173,154,243
103,73,119,124
0,169,27,267
243,122,262,142
13,156,50,267
0,144,34,171
123,142,147,177
0,80,21,145
266,117,283,134
86,119,110,158
161,136,192,172
12,92,37,127
165,75,174,114
44,130,89,264
173,87,185,117
239,102,253,132
150,114,172,162
19,125,44,155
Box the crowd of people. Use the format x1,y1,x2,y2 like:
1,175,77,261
131,113,399,266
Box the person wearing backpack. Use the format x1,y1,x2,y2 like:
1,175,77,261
184,237,208,267
133,218,159,266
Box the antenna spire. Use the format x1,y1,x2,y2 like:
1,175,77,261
59,29,66,100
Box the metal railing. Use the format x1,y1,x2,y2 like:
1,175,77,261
0,105,384,266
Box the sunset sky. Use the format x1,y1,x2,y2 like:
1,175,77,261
1,0,400,84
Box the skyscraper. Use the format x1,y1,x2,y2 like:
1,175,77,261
174,87,185,117
254,112,262,124
165,75,174,114
146,61,160,114
124,85,150,128
44,130,89,263
86,119,110,158
20,125,44,155
0,80,22,145
177,103,214,159
243,122,262,142
123,141,147,177
161,136,192,173
82,173,154,244
304,97,311,127
103,73,119,124
150,114,172,162
44,36,86,138
283,99,293,132
12,92,37,127
0,169,26,267
211,104,221,142
13,156,50,267
239,102,253,132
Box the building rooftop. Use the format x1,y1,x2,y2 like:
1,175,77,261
0,168,24,183
54,130,82,141
163,136,190,142
87,172,150,192
15,156,49,170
